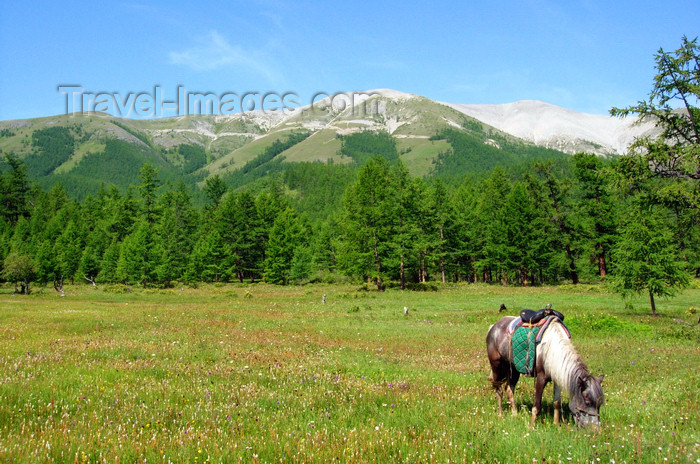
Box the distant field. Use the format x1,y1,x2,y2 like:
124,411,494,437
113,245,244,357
0,283,698,463
396,137,451,177
281,129,345,164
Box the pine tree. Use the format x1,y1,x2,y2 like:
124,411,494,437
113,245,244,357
203,174,227,207
391,161,422,288
447,180,480,282
35,239,56,285
535,163,581,284
98,238,120,282
339,156,396,290
611,206,690,315
407,176,436,284
310,218,339,275
264,208,305,284
217,191,264,283
503,182,539,286
79,246,100,285
430,179,451,283
188,230,226,282
611,36,700,277
138,163,160,223
523,173,561,284
572,153,616,278
477,168,511,285
116,220,160,286
54,219,83,283
155,183,198,283
0,154,31,225
290,246,313,284
256,184,289,268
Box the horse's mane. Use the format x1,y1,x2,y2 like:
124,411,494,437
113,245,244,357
539,321,589,395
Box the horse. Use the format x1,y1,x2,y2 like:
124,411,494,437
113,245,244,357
486,316,604,428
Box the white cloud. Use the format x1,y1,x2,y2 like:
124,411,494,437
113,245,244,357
169,30,278,83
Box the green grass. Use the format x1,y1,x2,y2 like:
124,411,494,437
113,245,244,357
203,130,294,177
0,283,698,463
397,137,451,177
281,129,345,164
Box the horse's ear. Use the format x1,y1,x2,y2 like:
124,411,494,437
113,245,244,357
596,374,604,384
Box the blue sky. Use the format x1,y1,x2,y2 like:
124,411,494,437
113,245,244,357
0,0,697,120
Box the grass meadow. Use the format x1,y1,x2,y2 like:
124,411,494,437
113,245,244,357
0,282,698,463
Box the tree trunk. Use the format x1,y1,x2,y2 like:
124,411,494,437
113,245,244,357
564,243,579,284
373,233,383,291
649,291,657,316
439,226,446,283
594,189,608,278
598,247,607,277
400,258,405,290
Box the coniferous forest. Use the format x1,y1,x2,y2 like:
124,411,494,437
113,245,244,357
1,38,698,315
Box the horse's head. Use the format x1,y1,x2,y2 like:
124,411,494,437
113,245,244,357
570,374,604,428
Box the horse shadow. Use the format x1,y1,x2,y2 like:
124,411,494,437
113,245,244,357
516,398,575,425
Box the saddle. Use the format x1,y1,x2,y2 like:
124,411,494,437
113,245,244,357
508,305,568,376
519,304,564,324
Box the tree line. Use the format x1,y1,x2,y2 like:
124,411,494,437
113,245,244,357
0,36,697,314
0,146,695,295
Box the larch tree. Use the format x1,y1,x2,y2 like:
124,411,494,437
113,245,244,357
609,36,697,311
611,35,700,275
572,153,616,278
339,156,396,291
264,207,306,285
611,206,689,315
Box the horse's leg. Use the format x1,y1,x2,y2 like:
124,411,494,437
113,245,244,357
530,372,547,427
506,382,518,416
553,383,562,425
506,370,520,416
488,371,505,417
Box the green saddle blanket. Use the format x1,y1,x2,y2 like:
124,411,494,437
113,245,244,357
512,325,541,375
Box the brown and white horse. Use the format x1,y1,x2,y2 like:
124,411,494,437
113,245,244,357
486,316,604,427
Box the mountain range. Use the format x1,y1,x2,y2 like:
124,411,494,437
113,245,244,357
0,89,657,198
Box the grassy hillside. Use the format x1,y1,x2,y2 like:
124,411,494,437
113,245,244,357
396,137,451,177
0,94,573,200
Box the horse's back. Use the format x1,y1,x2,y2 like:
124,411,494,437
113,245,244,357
486,316,516,363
